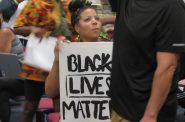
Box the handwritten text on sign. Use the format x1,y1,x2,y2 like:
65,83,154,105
60,42,112,122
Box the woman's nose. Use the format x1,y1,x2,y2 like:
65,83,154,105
92,18,98,25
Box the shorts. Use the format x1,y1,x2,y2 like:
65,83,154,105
0,78,24,97
24,79,44,101
111,110,130,122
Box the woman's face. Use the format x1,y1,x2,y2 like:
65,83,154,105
75,8,101,42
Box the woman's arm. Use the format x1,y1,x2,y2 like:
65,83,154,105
45,39,62,98
45,58,60,98
14,26,49,37
14,26,33,37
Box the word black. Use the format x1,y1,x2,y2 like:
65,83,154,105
67,53,111,72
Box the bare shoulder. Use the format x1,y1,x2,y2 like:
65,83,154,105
0,28,14,35
0,28,15,40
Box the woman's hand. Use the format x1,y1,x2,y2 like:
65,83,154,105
54,36,70,62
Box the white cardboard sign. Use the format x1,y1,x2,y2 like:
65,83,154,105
60,42,112,122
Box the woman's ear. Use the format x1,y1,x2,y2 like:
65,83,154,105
74,24,79,34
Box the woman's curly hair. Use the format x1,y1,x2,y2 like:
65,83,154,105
68,0,95,28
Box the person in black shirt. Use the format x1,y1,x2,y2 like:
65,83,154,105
109,0,185,122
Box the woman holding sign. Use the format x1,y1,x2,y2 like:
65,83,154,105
45,0,113,99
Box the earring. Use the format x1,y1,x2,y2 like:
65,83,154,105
77,34,80,41
73,34,80,42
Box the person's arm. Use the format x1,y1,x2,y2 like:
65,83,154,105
0,28,15,52
45,57,60,98
14,26,33,36
140,52,179,122
45,37,69,98
16,0,25,3
14,26,49,37
100,15,116,25
45,39,61,98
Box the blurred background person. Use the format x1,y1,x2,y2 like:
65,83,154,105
0,0,25,122
13,0,71,121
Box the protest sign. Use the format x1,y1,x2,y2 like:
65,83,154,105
60,42,112,122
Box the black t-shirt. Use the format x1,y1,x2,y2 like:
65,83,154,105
110,0,185,122
108,0,118,12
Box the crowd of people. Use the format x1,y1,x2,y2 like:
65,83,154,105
0,0,185,122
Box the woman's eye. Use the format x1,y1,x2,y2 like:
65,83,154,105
84,17,91,22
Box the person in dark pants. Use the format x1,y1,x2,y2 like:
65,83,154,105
13,0,72,121
0,79,24,122
0,1,25,122
0,25,25,122
109,0,185,122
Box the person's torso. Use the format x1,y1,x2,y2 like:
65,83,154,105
110,0,184,121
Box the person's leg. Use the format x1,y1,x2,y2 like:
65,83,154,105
0,91,10,122
21,100,39,122
0,78,24,122
21,80,44,122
